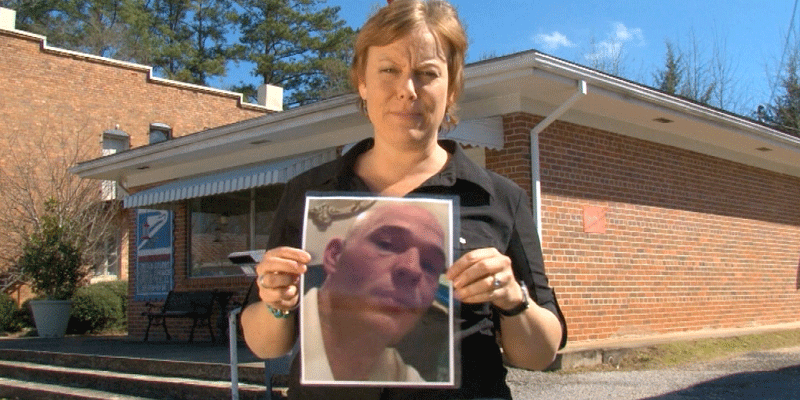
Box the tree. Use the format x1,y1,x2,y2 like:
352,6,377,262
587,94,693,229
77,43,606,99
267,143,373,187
651,32,747,114
0,122,123,290
1,0,140,59
758,42,800,137
654,40,683,95
147,0,237,85
585,35,628,77
235,0,355,106
18,198,86,300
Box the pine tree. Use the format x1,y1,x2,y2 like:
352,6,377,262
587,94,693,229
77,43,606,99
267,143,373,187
235,0,355,106
148,0,236,84
654,41,683,95
763,47,800,137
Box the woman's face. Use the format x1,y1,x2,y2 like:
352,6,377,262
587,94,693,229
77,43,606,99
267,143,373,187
358,26,452,148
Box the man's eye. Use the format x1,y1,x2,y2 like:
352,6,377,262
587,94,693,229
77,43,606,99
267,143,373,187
376,239,394,250
422,258,444,275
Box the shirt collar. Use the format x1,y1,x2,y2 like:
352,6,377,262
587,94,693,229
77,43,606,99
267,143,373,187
332,138,496,198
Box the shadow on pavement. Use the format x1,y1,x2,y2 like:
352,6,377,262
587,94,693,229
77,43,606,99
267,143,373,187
639,365,800,400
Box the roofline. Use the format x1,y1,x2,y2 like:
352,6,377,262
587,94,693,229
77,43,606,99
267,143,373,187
70,93,361,177
467,49,800,150
0,27,274,113
72,49,800,179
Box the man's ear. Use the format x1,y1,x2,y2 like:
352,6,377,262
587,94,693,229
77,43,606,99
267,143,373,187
323,238,344,275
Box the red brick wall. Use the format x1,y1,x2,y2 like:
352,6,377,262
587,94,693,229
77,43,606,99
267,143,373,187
488,112,800,345
1,28,267,315
0,30,266,152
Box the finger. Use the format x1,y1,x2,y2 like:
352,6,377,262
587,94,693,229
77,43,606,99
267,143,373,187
453,266,516,304
447,248,493,280
257,272,300,289
256,246,311,276
258,275,300,304
450,250,510,289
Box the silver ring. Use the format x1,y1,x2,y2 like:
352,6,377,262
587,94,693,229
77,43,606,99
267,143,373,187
258,274,271,289
493,275,502,288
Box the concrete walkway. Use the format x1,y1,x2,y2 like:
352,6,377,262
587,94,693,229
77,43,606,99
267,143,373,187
1,321,799,371
0,335,263,367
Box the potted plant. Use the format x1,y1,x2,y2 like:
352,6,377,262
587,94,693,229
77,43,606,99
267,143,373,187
18,198,88,338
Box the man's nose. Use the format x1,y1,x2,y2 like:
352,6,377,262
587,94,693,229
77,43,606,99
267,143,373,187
393,247,423,287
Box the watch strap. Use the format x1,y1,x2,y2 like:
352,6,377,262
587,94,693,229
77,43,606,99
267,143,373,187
494,280,530,317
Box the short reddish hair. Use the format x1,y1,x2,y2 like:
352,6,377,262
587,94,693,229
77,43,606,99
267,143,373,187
351,0,467,131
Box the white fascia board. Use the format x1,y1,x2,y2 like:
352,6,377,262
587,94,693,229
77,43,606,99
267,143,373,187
529,52,800,150
72,94,361,180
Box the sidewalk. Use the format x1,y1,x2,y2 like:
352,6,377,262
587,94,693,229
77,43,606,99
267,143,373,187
0,334,263,367
2,321,800,371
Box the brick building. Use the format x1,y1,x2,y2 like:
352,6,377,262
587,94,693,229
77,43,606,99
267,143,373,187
74,49,800,348
0,9,276,301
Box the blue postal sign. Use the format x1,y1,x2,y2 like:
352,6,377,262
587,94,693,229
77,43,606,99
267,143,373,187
135,209,174,300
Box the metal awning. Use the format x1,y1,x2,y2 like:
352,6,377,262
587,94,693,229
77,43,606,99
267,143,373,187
440,116,503,149
124,148,337,208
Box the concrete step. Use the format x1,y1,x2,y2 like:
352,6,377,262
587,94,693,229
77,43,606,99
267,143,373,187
0,359,267,400
0,348,265,385
0,349,283,400
0,376,153,400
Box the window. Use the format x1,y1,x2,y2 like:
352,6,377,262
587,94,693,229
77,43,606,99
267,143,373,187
94,232,121,279
188,185,284,277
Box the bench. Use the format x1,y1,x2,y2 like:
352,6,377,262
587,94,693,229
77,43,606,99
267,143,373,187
142,290,218,343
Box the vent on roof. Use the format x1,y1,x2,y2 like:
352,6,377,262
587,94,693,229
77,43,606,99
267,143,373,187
149,123,172,144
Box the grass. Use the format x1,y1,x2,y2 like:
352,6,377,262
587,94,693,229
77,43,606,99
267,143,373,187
564,329,800,372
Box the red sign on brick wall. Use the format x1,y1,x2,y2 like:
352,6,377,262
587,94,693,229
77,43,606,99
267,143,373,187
583,206,607,234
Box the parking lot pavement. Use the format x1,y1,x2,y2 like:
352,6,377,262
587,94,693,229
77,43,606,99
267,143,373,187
506,346,800,400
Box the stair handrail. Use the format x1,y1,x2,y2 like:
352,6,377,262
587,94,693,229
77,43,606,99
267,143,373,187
229,306,243,400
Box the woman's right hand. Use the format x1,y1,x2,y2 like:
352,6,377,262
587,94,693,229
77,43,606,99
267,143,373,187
255,246,311,311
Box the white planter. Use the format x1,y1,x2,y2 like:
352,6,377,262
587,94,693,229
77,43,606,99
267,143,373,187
30,299,72,338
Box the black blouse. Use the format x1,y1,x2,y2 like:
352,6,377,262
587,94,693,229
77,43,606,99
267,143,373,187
247,138,566,400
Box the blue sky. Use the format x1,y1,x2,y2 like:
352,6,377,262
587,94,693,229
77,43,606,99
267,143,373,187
217,0,799,115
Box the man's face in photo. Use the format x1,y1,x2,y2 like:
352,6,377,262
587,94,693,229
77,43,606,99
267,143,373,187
323,204,446,343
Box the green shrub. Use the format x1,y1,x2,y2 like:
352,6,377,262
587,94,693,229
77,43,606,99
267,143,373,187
0,294,32,334
68,280,127,334
0,293,17,333
16,299,35,329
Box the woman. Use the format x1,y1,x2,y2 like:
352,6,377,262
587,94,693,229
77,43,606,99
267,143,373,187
241,0,567,398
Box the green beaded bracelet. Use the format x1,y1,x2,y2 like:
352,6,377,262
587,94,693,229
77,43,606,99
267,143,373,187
266,303,296,319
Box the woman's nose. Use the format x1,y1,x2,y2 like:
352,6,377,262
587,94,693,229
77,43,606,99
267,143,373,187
397,74,418,100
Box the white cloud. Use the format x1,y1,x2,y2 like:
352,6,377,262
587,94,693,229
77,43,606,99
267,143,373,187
533,31,576,51
584,22,645,63
613,23,644,45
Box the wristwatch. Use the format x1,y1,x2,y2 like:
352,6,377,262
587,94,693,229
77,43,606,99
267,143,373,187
495,280,530,317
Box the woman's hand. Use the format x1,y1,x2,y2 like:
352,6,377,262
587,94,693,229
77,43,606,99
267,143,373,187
446,247,524,311
448,247,562,370
255,246,311,311
242,246,311,359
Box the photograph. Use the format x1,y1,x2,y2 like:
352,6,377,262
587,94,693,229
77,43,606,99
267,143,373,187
300,194,456,387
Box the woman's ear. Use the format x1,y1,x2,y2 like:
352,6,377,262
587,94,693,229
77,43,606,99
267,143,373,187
323,238,344,275
358,79,367,100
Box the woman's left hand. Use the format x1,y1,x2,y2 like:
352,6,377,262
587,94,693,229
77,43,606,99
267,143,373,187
446,247,524,310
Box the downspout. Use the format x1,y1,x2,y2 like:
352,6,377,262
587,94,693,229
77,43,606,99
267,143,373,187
530,80,587,240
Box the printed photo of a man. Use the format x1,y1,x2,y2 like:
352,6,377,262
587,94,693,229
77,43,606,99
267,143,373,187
301,196,454,386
